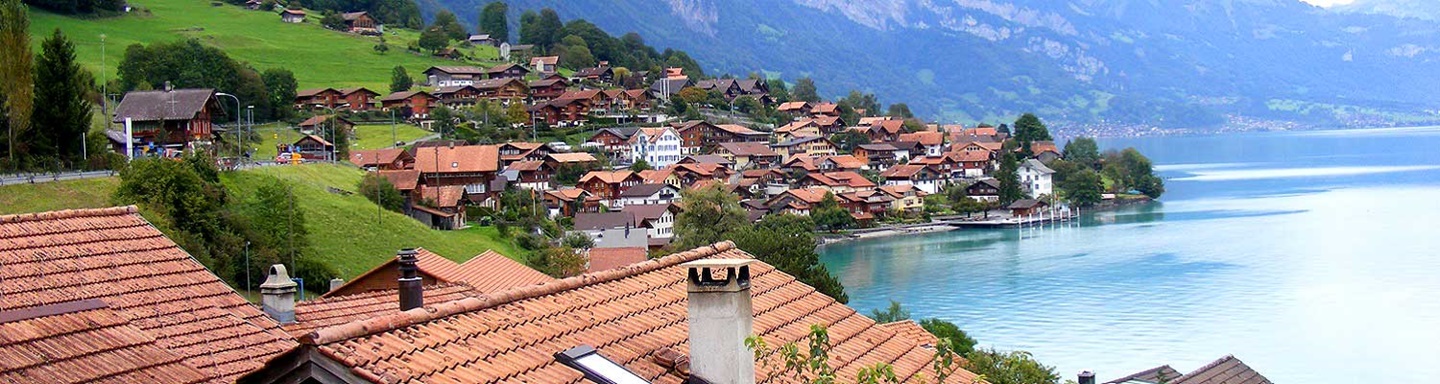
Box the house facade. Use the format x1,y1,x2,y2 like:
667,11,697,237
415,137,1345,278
630,127,683,168
110,87,221,154
1019,158,1055,198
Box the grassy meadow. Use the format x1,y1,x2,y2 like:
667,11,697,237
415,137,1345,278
28,0,505,90
0,177,121,215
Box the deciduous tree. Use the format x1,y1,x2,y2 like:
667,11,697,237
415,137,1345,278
479,1,509,43
1063,136,1100,169
792,77,819,103
1,0,34,163
262,68,297,119
417,27,449,54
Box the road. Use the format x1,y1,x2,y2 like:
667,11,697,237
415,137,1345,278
0,170,117,186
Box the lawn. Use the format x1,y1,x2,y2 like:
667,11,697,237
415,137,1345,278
27,0,504,90
0,177,121,215
221,163,526,277
352,123,433,151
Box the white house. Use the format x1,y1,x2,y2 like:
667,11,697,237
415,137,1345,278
616,183,680,208
625,204,676,239
1019,158,1055,198
630,127,683,169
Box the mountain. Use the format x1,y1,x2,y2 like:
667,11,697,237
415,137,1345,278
1334,0,1440,21
437,0,1440,131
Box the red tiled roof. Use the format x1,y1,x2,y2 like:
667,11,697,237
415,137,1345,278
639,169,674,184
777,101,809,111
812,102,839,114
322,249,552,299
375,170,420,191
284,283,479,337
547,188,588,201
349,148,407,167
505,160,545,172
823,155,867,169
0,299,210,384
875,119,907,134
718,141,778,157
899,131,944,146
878,320,939,347
287,242,979,383
581,170,638,184
418,185,464,208
412,144,499,174
586,247,649,273
0,207,296,382
881,164,931,178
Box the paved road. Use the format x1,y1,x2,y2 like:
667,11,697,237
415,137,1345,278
0,170,117,186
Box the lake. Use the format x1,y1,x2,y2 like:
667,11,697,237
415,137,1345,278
819,127,1440,383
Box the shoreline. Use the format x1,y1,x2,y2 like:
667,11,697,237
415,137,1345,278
818,196,1155,246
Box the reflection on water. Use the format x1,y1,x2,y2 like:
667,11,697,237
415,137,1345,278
820,127,1440,383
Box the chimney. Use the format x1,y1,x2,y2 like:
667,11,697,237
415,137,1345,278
397,249,423,311
329,278,345,292
260,264,298,324
684,259,756,384
1078,370,1096,384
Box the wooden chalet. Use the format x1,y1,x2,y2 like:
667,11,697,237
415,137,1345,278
380,91,438,118
341,11,378,34
349,148,413,170
528,76,569,101
338,88,380,111
110,87,222,153
485,63,530,79
294,88,342,110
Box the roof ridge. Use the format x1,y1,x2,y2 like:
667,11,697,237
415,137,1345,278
0,205,138,224
1178,354,1236,381
303,241,737,345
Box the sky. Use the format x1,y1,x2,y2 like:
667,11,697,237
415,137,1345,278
1299,0,1357,7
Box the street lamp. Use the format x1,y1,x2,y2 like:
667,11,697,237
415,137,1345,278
216,92,242,159
246,105,254,162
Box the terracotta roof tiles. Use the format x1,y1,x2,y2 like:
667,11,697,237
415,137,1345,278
322,249,552,298
0,206,295,382
283,283,479,337
586,247,650,273
412,144,499,174
0,300,209,384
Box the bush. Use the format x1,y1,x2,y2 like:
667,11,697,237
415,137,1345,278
515,232,547,250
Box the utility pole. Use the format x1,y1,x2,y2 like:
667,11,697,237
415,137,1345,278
216,93,241,160
390,108,396,147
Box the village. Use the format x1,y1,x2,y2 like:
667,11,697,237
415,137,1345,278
0,2,1262,384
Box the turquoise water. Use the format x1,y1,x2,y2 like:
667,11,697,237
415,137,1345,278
819,127,1440,383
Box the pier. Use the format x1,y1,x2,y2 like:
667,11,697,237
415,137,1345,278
933,206,1081,229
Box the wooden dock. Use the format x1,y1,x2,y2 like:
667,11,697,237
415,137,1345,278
934,208,1080,229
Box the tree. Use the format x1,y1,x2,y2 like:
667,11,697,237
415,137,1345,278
887,103,914,119
30,28,92,163
117,39,276,119
505,102,528,126
731,214,848,303
522,8,564,52
812,192,855,231
629,158,652,172
677,86,708,106
1013,113,1053,145
358,172,405,212
841,90,880,115
997,123,1011,135
418,27,449,54
430,106,457,138
556,35,595,69
767,78,791,103
747,324,963,384
320,12,346,31
241,180,310,275
673,183,749,250
869,300,910,323
389,66,412,92
792,77,819,103
1062,137,1101,169
920,318,978,355
518,11,539,47
1,0,33,163
963,348,1060,384
479,1,509,43
432,10,468,41
1063,168,1104,207
531,246,586,278
996,152,1025,205
262,68,297,119
830,129,871,153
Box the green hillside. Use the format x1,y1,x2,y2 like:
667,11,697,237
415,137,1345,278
28,0,502,90
0,164,524,278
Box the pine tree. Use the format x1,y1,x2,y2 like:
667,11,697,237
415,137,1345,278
997,152,1025,205
31,28,92,163
792,77,819,102
479,1,509,43
390,66,412,92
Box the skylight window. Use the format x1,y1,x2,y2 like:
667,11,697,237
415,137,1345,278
555,345,651,384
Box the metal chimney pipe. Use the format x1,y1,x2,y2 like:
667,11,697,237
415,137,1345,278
397,248,423,311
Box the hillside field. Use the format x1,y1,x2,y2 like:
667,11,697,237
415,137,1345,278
28,0,504,90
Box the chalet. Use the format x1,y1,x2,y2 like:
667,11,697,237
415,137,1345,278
294,87,342,109
579,170,644,203
337,87,379,111
413,144,501,205
376,169,420,205
1019,158,1055,198
780,155,819,174
545,188,601,217
818,154,867,172
617,183,680,207
766,188,831,216
670,162,732,186
110,87,222,154
812,115,846,134
838,189,895,223
575,61,614,83
678,154,735,168
0,207,296,383
630,127,683,168
529,97,590,126
584,127,639,160
714,141,780,169
340,11,378,34
497,142,552,166
955,140,1003,155
735,78,772,103
966,179,1001,202
423,66,487,87
350,148,414,170
625,203,678,239
603,89,651,111
530,55,559,75
1104,355,1273,384
471,77,529,101
857,116,894,127
557,89,608,112
503,160,554,190
1007,199,1049,217
777,101,812,118
379,90,437,118
544,152,599,170
771,136,837,161
296,115,354,135
880,164,945,194
467,34,495,46
695,78,743,100
716,123,768,142
282,135,334,161
775,119,822,142
648,77,693,99
413,185,467,230
867,119,906,142
433,85,483,107
879,184,925,214
528,76,569,101
280,9,305,23
899,131,945,157
433,47,463,60
1031,141,1062,163
486,62,530,80
796,171,876,194
854,143,903,169
812,102,840,117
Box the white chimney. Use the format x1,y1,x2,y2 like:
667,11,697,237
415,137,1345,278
260,264,297,324
329,278,345,292
684,259,756,384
